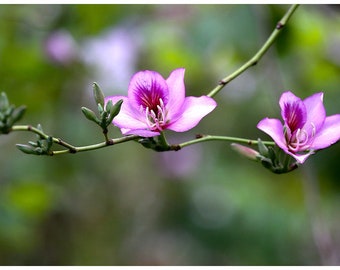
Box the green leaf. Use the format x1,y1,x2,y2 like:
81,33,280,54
37,124,43,132
46,136,53,150
97,103,104,115
267,147,277,165
257,138,269,156
260,157,273,170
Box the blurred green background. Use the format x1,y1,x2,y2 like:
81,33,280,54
0,4,340,266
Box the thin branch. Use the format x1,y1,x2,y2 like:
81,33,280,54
207,4,299,98
51,135,140,155
170,134,275,151
6,6,297,156
10,125,139,155
10,124,274,155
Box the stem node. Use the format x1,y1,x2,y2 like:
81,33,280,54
276,22,284,29
106,139,114,146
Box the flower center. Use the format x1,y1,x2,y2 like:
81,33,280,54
143,98,168,131
285,122,316,152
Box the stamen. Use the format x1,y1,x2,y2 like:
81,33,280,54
311,122,316,137
287,125,314,153
150,109,157,119
144,98,168,131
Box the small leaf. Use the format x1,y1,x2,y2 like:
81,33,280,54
257,138,269,156
37,124,43,132
267,147,277,165
97,103,104,115
139,137,158,149
100,109,108,120
4,106,14,118
28,141,39,147
46,136,53,150
260,157,273,170
93,82,105,107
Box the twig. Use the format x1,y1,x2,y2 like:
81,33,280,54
207,4,299,98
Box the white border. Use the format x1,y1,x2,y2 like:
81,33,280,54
0,1,332,4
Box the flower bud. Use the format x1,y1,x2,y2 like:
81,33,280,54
231,143,261,161
16,144,38,155
0,92,9,111
9,105,26,126
106,99,123,127
93,82,105,108
81,107,100,124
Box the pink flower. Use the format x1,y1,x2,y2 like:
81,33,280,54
105,68,217,137
257,91,340,163
45,30,78,65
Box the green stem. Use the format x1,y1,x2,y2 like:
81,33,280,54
10,125,274,155
11,125,47,139
207,4,299,98
282,150,291,169
157,131,170,151
172,134,275,150
11,124,139,155
51,135,139,155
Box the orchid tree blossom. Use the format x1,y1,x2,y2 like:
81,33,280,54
257,91,340,164
105,68,217,137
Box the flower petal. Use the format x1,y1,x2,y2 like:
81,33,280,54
165,68,186,119
302,92,326,134
105,95,148,130
257,118,288,152
288,151,314,164
127,70,169,110
311,114,340,150
167,96,217,132
279,91,306,131
257,117,315,163
122,128,160,137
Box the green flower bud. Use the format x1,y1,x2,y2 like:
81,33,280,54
81,107,100,124
106,99,123,127
93,82,105,107
97,103,104,115
8,105,26,126
0,92,9,111
16,144,38,155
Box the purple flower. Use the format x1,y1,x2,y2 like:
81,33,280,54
45,30,78,65
257,91,340,163
105,68,217,137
